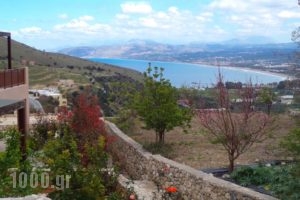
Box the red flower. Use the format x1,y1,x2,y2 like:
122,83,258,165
166,186,177,193
129,194,136,200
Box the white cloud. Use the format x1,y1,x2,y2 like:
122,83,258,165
79,15,94,21
17,27,51,39
207,0,300,41
111,4,223,43
10,0,300,49
196,12,213,22
278,11,300,19
121,2,152,14
54,16,111,35
116,14,130,20
139,17,158,28
209,0,248,12
58,13,68,19
168,7,179,15
20,26,43,34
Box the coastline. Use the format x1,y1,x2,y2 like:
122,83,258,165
191,61,291,81
89,57,291,83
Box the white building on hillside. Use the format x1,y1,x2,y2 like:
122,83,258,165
280,95,293,105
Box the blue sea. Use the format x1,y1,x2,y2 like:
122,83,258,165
90,58,286,88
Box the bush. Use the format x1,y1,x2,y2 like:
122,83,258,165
0,128,38,197
0,128,22,173
268,164,300,199
41,127,119,199
230,165,300,199
30,114,57,151
230,166,272,187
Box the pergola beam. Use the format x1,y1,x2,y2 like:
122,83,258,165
0,31,12,69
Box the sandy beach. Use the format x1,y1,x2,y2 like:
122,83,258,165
192,61,292,81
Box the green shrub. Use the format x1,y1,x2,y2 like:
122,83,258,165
30,115,58,150
269,164,300,200
281,128,300,159
42,127,119,199
0,128,22,173
230,166,272,187
106,192,123,200
0,128,38,197
231,165,300,199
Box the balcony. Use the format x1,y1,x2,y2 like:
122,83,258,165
0,68,25,89
0,67,28,111
0,31,28,160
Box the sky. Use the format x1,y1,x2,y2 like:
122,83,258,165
1,0,300,50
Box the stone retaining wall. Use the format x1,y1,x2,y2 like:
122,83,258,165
105,121,278,200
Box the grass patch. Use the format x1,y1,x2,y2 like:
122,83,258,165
143,142,176,159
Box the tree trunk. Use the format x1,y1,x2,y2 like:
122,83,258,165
228,152,235,173
267,103,272,115
158,131,164,144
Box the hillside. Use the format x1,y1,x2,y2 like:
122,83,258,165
0,38,144,116
0,37,143,87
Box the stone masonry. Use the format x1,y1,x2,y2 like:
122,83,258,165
105,121,278,200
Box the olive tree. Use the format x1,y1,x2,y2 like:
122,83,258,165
257,87,276,115
133,66,191,144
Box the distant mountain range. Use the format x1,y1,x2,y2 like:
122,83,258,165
58,39,299,68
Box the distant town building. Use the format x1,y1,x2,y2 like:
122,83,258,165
280,95,294,105
29,88,67,107
21,59,35,66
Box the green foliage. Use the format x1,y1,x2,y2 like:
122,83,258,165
0,131,4,140
107,81,138,115
231,165,300,199
0,128,39,197
178,86,217,109
41,127,81,176
106,192,123,200
231,166,272,187
42,125,119,199
274,128,300,199
114,109,139,135
0,128,22,173
134,66,191,144
281,128,300,158
30,114,57,150
143,142,176,159
257,87,276,115
269,164,300,200
85,136,107,168
48,169,106,200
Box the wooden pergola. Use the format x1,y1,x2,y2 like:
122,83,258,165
0,32,28,161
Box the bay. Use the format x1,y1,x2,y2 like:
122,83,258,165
90,58,286,88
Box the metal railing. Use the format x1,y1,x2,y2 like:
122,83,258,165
0,68,25,89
